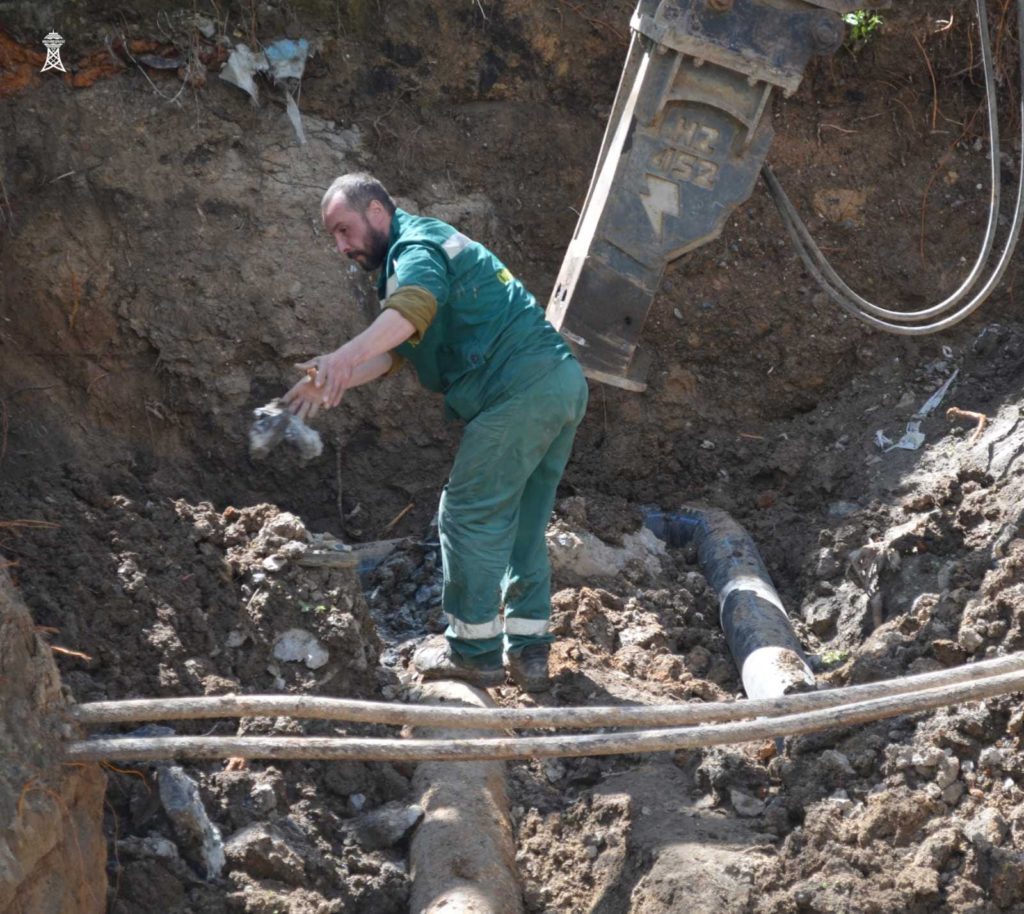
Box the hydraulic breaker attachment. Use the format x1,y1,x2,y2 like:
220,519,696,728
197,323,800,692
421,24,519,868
546,0,867,391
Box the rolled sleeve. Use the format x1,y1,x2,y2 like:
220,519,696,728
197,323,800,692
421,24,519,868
383,285,438,344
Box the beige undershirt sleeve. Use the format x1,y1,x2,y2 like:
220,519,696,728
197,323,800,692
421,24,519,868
383,285,438,344
381,285,438,377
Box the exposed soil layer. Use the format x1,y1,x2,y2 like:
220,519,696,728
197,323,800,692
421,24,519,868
3,0,1024,912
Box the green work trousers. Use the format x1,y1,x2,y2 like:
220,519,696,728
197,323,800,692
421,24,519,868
439,357,588,661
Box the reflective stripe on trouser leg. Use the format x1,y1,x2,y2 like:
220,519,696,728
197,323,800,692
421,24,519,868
440,358,588,661
443,613,503,640
503,359,588,655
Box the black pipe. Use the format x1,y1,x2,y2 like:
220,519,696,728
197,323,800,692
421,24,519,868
645,506,814,699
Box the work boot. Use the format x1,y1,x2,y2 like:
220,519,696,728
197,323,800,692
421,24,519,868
413,638,505,689
507,643,551,693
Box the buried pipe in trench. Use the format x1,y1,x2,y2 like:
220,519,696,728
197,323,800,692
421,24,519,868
408,681,523,914
645,506,815,699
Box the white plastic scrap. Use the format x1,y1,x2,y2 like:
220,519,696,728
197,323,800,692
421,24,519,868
219,38,310,144
249,398,323,462
219,43,263,102
875,369,959,453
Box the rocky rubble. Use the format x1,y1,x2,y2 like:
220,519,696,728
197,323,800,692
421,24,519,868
5,489,420,913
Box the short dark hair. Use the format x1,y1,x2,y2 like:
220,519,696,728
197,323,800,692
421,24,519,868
321,173,396,217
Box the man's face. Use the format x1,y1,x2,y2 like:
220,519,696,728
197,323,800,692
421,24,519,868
323,195,390,272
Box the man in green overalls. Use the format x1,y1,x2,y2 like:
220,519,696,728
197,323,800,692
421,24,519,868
284,173,588,692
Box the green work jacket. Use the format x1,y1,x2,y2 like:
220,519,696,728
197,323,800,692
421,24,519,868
376,208,573,422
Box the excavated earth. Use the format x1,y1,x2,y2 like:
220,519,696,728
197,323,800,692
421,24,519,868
3,0,1024,912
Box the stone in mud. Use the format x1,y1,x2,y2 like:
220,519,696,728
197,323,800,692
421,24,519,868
224,822,306,885
814,548,843,579
696,748,770,802
157,764,226,879
730,789,765,817
618,624,667,650
963,808,1008,848
911,746,946,773
931,639,967,666
804,598,840,636
978,746,1004,771
941,781,964,805
958,625,984,652
265,512,309,542
351,802,424,850
547,525,666,580
911,827,961,870
819,750,856,784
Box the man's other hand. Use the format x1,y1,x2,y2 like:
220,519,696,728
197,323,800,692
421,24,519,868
295,348,356,409
283,375,332,422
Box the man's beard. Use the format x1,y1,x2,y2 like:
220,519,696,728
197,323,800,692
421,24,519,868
350,218,390,272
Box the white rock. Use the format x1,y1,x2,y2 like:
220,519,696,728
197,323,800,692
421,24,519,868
278,540,308,559
963,808,1007,847
272,628,329,670
265,513,309,541
262,554,288,573
911,746,945,773
825,790,854,814
546,525,667,580
226,630,247,648
934,753,960,789
958,626,984,652
979,747,1004,770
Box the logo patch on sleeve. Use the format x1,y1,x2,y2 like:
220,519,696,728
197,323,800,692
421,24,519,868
496,267,514,284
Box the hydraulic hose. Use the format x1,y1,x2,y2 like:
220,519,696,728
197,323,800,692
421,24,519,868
65,665,1024,762
764,0,1024,335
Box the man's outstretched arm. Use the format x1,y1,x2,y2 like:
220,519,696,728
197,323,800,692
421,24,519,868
284,309,416,420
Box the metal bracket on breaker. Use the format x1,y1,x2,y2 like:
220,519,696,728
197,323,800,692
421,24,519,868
546,0,885,392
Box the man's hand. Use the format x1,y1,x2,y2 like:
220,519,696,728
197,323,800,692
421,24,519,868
282,375,330,422
288,346,357,415
282,312,415,419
